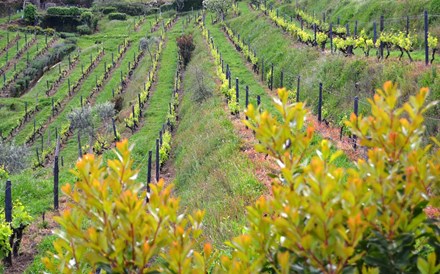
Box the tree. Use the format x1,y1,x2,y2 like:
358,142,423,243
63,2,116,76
23,3,37,25
139,36,160,61
203,0,233,19
0,141,29,174
67,103,115,154
176,0,185,11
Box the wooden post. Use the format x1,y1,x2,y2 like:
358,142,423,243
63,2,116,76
77,131,82,158
373,21,377,44
155,138,160,182
296,75,300,102
380,15,384,59
261,59,264,81
280,71,284,88
146,151,152,203
228,73,232,89
112,118,117,140
425,10,429,66
346,23,349,36
51,98,55,116
235,77,239,103
406,16,409,36
354,21,358,36
318,83,323,122
4,179,12,266
329,23,333,53
270,63,274,90
353,96,359,149
54,137,60,210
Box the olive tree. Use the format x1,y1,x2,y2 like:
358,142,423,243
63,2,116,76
203,0,233,19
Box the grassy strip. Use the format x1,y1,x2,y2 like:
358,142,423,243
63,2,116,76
128,19,181,182
174,23,263,247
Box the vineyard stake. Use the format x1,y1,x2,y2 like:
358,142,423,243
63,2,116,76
5,179,12,266
373,21,377,44
329,23,333,53
354,21,358,36
77,131,82,159
54,137,60,210
270,63,274,90
147,151,152,203
155,139,160,182
296,75,300,102
280,71,284,88
424,11,429,66
353,96,359,149
318,83,323,123
235,77,239,103
380,15,384,59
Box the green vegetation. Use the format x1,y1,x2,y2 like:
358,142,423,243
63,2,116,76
174,26,262,246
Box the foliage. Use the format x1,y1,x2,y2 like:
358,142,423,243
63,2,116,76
0,222,12,261
233,83,440,273
0,166,8,181
0,141,30,174
23,4,37,25
203,0,233,18
43,140,213,273
159,131,172,165
76,24,92,35
101,7,117,14
47,6,84,17
190,64,213,102
11,40,76,96
108,12,127,21
10,200,33,230
177,34,196,66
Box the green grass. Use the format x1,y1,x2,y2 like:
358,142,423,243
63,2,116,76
173,24,263,247
24,235,57,273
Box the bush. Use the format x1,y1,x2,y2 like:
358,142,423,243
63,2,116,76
176,34,195,66
24,3,37,25
77,24,92,35
43,140,208,272
0,141,30,173
46,6,83,16
108,12,127,21
102,7,117,14
80,11,93,26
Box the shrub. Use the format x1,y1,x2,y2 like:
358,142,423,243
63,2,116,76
76,24,92,35
0,141,30,174
47,6,83,16
24,4,37,25
108,12,127,21
102,6,117,14
80,11,93,26
176,34,195,66
43,140,209,272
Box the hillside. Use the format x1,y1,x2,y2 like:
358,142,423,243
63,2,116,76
0,0,438,273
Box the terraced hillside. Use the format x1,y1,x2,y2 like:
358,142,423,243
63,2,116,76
0,1,438,273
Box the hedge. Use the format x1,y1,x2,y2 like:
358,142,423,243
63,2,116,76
108,12,127,21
